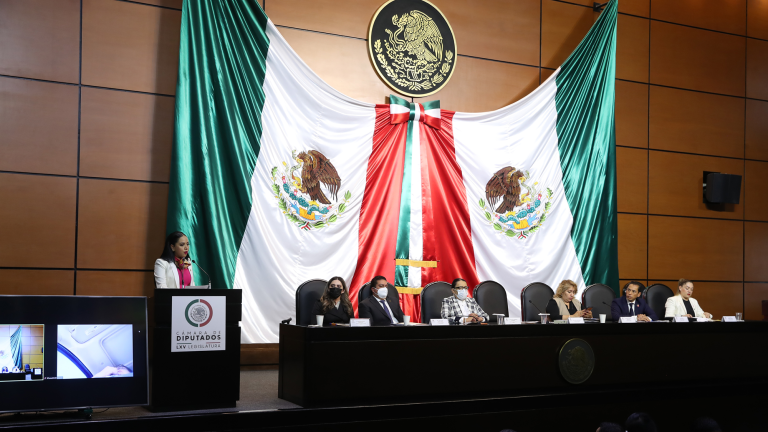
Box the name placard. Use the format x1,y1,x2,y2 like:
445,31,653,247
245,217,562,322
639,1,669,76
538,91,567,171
350,318,370,327
430,318,450,326
568,317,585,324
722,316,737,322
674,316,689,322
619,316,638,323
504,317,521,325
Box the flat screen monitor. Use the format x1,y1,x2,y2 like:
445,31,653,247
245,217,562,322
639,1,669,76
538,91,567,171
0,296,147,413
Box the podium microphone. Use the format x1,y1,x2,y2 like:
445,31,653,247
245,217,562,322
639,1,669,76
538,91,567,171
528,300,548,322
189,256,212,288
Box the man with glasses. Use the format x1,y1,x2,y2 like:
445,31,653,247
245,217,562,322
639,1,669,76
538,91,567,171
610,281,657,322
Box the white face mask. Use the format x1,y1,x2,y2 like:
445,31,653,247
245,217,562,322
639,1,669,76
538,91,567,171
376,287,388,299
456,289,468,300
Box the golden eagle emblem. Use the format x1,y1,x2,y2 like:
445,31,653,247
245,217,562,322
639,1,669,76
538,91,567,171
295,150,341,205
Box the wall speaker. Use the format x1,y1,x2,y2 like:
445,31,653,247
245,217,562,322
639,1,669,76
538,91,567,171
703,172,741,204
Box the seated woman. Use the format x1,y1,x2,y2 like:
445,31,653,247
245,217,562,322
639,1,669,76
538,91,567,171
154,231,196,289
546,279,593,320
310,276,354,326
665,279,712,319
441,278,489,324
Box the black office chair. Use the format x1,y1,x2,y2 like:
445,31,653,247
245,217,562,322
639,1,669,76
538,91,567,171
643,283,674,320
581,283,616,321
420,281,453,323
357,282,399,307
473,281,509,322
520,282,554,321
295,279,328,326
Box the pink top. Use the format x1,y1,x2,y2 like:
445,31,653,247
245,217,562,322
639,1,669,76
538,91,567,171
177,267,192,288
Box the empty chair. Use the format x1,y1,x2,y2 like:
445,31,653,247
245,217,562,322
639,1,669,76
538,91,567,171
643,283,674,320
581,283,616,321
358,281,399,305
420,281,453,323
473,281,509,322
295,279,328,326
520,282,554,321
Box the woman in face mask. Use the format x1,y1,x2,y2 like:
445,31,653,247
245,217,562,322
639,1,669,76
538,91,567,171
440,278,489,324
310,276,354,326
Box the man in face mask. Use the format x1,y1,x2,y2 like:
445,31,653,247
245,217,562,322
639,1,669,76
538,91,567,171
441,278,489,324
358,276,405,326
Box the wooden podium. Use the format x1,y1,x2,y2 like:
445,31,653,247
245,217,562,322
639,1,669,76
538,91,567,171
150,289,242,412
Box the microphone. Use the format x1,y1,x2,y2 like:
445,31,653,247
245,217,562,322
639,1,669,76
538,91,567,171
191,258,212,288
528,300,549,322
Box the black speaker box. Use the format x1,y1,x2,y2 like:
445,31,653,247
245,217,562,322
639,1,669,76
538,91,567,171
704,172,741,204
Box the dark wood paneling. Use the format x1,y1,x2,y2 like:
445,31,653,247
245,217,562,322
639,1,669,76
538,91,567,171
746,99,768,161
0,174,77,268
82,0,181,95
77,179,168,270
0,0,80,83
617,14,649,83
241,343,279,365
620,0,650,18
0,270,74,296
649,151,744,219
648,216,743,281
80,87,174,182
542,0,597,69
651,0,746,35
616,81,648,149
76,270,156,297
617,147,648,213
745,222,768,281
650,21,746,97
745,283,768,320
540,68,556,83
747,38,768,101
618,214,647,280
748,0,768,39
268,0,384,39
649,280,743,320
746,160,768,222
649,86,745,159
415,57,539,112
0,77,79,176
132,0,183,9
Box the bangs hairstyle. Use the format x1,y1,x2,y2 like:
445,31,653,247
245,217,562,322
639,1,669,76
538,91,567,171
554,280,578,298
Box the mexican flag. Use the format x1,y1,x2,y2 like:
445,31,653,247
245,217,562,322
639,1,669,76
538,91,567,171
168,0,618,343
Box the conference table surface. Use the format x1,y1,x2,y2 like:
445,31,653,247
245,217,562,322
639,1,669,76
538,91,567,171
278,321,768,408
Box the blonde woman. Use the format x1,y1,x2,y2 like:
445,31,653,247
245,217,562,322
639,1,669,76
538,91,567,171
545,280,592,320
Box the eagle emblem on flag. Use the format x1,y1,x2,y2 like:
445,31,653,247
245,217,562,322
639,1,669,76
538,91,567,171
479,167,553,240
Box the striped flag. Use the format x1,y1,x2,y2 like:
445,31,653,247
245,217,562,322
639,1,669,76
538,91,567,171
168,0,618,343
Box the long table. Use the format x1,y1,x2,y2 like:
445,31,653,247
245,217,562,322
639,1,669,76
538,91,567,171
278,321,768,408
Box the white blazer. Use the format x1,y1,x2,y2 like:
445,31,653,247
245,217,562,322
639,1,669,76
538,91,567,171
664,295,708,318
154,258,196,289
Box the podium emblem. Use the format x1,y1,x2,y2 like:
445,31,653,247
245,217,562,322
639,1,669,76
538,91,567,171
558,338,595,384
185,299,213,327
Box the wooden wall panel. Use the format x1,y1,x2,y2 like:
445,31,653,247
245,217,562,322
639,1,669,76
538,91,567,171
0,174,77,268
619,0,650,18
618,214,647,280
0,0,80,83
745,222,768,281
649,86,745,159
77,180,168,270
649,280,744,319
82,0,181,95
541,68,556,83
132,0,183,9
0,270,74,296
745,160,768,221
617,147,648,213
268,0,383,39
616,81,648,149
76,270,156,297
542,1,597,69
744,283,768,320
650,21,746,97
648,216,743,281
747,38,768,100
650,0,747,35
0,77,79,176
746,99,768,161
80,88,175,182
280,28,401,105
649,152,744,220
748,0,768,39
414,57,539,112
617,14,649,83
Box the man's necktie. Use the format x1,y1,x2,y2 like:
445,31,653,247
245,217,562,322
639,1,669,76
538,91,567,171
380,300,393,323
629,302,635,316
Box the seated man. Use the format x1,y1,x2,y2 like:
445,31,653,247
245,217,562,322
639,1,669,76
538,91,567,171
358,275,404,326
611,281,657,322
441,278,489,324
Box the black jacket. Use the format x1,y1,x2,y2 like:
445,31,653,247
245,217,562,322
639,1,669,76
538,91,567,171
358,296,404,326
310,300,353,326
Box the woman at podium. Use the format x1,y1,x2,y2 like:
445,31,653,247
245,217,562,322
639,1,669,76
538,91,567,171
546,279,593,320
154,231,196,289
311,277,354,326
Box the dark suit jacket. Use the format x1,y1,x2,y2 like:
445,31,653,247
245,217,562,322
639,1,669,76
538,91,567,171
310,300,353,326
610,296,658,321
358,296,404,326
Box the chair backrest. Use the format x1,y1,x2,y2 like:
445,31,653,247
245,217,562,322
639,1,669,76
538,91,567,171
643,283,675,319
473,281,509,322
357,282,399,306
520,282,554,321
295,279,328,326
420,281,453,323
581,283,616,321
